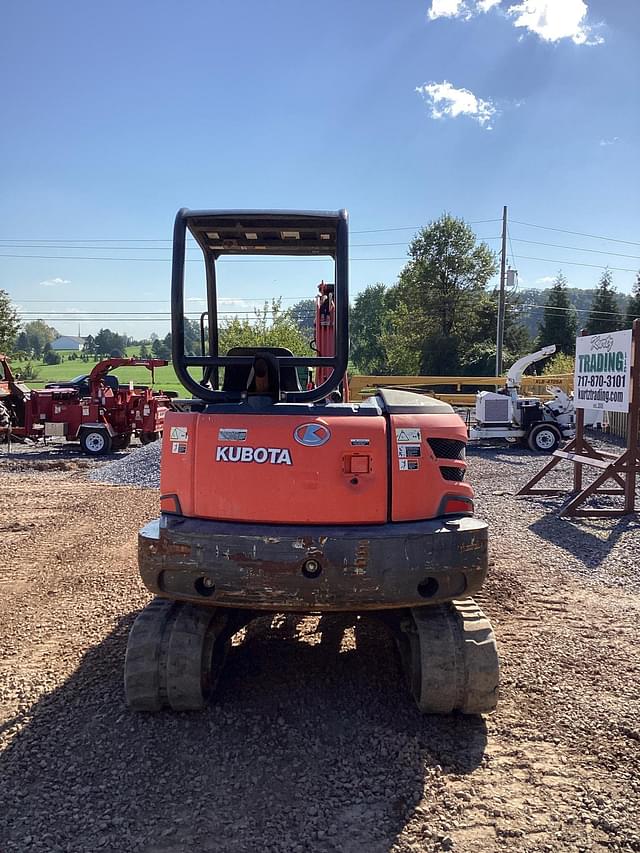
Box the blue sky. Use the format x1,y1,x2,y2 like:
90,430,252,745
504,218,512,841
1,0,638,338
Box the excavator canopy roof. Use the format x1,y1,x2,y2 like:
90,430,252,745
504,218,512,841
185,210,341,258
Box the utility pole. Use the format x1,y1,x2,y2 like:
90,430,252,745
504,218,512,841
495,205,508,377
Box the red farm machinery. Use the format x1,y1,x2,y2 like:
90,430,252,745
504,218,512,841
0,355,172,455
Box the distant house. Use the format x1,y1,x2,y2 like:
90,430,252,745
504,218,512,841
51,335,86,352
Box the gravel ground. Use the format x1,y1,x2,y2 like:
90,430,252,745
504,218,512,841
469,442,640,592
88,441,161,488
1,442,639,852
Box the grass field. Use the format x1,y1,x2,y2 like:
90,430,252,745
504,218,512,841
12,349,362,396
14,349,185,394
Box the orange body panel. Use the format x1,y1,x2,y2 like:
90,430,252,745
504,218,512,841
161,411,388,524
161,406,474,526
389,413,473,521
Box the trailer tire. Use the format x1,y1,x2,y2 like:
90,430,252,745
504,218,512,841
527,423,561,453
140,430,160,445
79,428,112,456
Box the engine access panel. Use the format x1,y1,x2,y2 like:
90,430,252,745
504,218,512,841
161,405,388,525
160,391,474,527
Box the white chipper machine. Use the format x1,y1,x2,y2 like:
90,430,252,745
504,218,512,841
469,345,576,452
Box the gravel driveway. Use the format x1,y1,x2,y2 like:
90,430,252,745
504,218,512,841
1,445,639,852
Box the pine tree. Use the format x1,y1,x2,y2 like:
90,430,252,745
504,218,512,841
537,272,577,354
626,271,640,328
587,269,623,334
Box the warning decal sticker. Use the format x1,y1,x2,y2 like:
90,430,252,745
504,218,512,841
172,442,187,454
397,444,421,458
399,459,420,471
170,426,188,441
395,428,421,443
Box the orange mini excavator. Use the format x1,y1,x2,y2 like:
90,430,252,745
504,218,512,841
125,209,499,714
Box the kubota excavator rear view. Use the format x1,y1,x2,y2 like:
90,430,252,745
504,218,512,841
125,209,499,714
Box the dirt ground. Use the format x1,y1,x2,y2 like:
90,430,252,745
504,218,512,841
1,459,639,852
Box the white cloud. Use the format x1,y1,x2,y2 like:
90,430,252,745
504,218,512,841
426,0,603,44
599,137,621,147
535,275,556,286
508,0,602,44
416,81,498,129
428,0,469,20
40,277,71,287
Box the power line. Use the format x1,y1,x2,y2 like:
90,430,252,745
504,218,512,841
15,296,310,303
517,303,630,319
0,219,502,243
0,253,405,263
511,219,640,247
511,237,640,261
19,309,308,320
8,251,630,271
516,255,637,274
0,238,500,252
1,216,636,248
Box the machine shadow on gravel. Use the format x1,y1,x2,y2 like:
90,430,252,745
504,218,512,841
528,505,639,568
0,611,487,853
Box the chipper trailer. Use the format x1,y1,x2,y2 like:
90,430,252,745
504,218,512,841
469,346,576,452
125,208,499,715
0,356,171,454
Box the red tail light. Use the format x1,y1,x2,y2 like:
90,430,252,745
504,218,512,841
442,496,474,516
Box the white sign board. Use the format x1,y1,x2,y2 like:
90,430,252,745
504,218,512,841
574,329,632,413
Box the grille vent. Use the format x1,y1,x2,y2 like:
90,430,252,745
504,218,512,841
440,466,465,482
427,438,466,461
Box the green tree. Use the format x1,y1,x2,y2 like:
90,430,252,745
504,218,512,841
626,272,640,328
152,336,171,359
139,341,151,358
537,272,577,354
0,290,21,353
543,352,575,376
215,299,312,356
587,269,623,334
94,328,127,357
43,349,61,365
350,283,392,374
160,319,203,359
384,214,497,374
287,298,316,339
15,331,29,353
459,290,531,375
21,319,58,357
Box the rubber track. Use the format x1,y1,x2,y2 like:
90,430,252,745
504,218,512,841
407,598,499,715
124,599,229,712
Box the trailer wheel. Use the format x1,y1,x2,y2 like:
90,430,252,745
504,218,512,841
80,428,112,456
140,430,160,445
527,423,560,453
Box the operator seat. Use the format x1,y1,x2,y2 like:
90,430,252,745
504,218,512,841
222,347,302,396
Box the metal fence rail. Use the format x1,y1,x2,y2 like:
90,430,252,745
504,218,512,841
349,373,574,406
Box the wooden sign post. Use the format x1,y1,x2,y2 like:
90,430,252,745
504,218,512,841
518,319,640,517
